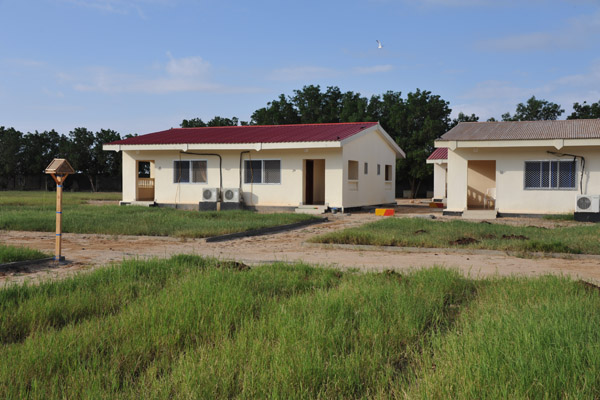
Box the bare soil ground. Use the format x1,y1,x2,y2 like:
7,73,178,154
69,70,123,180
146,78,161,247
2,201,600,287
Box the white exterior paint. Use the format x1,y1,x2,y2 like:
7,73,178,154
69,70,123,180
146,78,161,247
111,124,402,209
426,160,447,201
441,144,600,214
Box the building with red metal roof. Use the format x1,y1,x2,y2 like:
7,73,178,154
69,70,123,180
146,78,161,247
104,122,405,211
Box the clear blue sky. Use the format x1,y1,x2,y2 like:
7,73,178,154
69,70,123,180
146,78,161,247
1,0,599,135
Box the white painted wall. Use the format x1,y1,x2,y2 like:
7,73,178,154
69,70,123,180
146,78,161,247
117,127,400,208
342,129,397,208
446,146,600,214
121,148,345,207
432,162,447,200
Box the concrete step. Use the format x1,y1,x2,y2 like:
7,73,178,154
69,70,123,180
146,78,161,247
462,209,497,220
295,204,328,215
122,201,156,207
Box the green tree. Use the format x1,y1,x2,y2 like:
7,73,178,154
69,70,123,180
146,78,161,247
94,129,122,186
207,116,239,126
567,100,600,119
450,112,479,128
180,118,207,127
0,127,23,188
292,85,327,123
502,96,564,121
339,91,369,122
251,94,301,125
67,127,96,191
392,89,451,197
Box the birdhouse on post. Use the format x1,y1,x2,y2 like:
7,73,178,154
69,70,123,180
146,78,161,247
44,159,75,262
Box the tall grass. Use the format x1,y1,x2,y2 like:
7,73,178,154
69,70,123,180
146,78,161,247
311,217,600,254
407,276,600,398
0,257,473,399
0,244,48,263
0,190,121,206
0,205,315,238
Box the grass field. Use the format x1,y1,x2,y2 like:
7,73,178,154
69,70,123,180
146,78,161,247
0,191,315,238
0,244,48,263
310,217,600,255
1,256,599,398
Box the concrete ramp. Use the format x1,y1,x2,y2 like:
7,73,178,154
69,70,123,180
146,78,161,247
295,205,328,215
462,209,497,220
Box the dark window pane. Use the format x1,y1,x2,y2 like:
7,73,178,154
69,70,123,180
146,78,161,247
192,161,207,183
264,160,281,183
244,160,262,184
174,161,189,183
138,161,151,178
550,161,558,188
541,161,550,187
524,162,541,188
559,161,576,188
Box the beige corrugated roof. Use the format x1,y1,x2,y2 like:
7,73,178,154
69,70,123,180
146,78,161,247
440,120,600,141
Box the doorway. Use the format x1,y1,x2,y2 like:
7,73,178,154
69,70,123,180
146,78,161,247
136,160,155,201
467,160,496,209
304,159,325,205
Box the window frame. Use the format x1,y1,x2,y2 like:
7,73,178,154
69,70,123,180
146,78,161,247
523,160,577,190
348,160,359,181
173,159,208,184
244,159,281,185
384,164,393,182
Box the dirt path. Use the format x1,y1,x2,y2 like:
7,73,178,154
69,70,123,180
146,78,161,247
2,209,600,287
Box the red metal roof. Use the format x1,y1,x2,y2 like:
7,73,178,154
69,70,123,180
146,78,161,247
108,122,379,145
427,148,448,160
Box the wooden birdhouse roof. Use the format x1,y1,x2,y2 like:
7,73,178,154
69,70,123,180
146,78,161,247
44,159,75,174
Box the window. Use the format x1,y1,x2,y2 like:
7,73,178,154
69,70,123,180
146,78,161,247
173,160,207,183
385,165,393,181
244,160,281,184
348,160,358,180
364,162,368,175
524,160,576,190
377,164,381,176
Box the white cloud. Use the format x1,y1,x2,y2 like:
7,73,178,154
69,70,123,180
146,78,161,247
354,64,394,74
165,52,210,77
60,0,172,18
67,53,262,94
3,58,46,68
478,9,600,52
454,61,600,120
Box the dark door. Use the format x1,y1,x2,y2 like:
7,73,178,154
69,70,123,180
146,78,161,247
305,160,314,204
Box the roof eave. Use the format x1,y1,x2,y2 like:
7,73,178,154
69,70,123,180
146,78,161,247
103,141,343,152
436,138,600,150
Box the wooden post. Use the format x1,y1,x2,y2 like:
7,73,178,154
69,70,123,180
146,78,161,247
45,159,74,263
55,174,64,261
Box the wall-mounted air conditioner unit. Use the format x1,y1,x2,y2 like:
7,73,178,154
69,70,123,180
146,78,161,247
222,188,241,203
575,195,600,212
576,195,600,213
201,188,220,202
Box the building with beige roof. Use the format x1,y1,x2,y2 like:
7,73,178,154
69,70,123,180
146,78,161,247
434,119,600,218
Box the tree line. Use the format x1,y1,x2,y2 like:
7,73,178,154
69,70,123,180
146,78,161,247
181,86,600,196
0,127,123,191
1,84,599,193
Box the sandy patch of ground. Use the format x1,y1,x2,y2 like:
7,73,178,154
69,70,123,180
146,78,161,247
2,206,600,287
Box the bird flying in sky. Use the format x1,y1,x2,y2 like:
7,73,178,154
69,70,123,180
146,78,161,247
376,40,383,49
